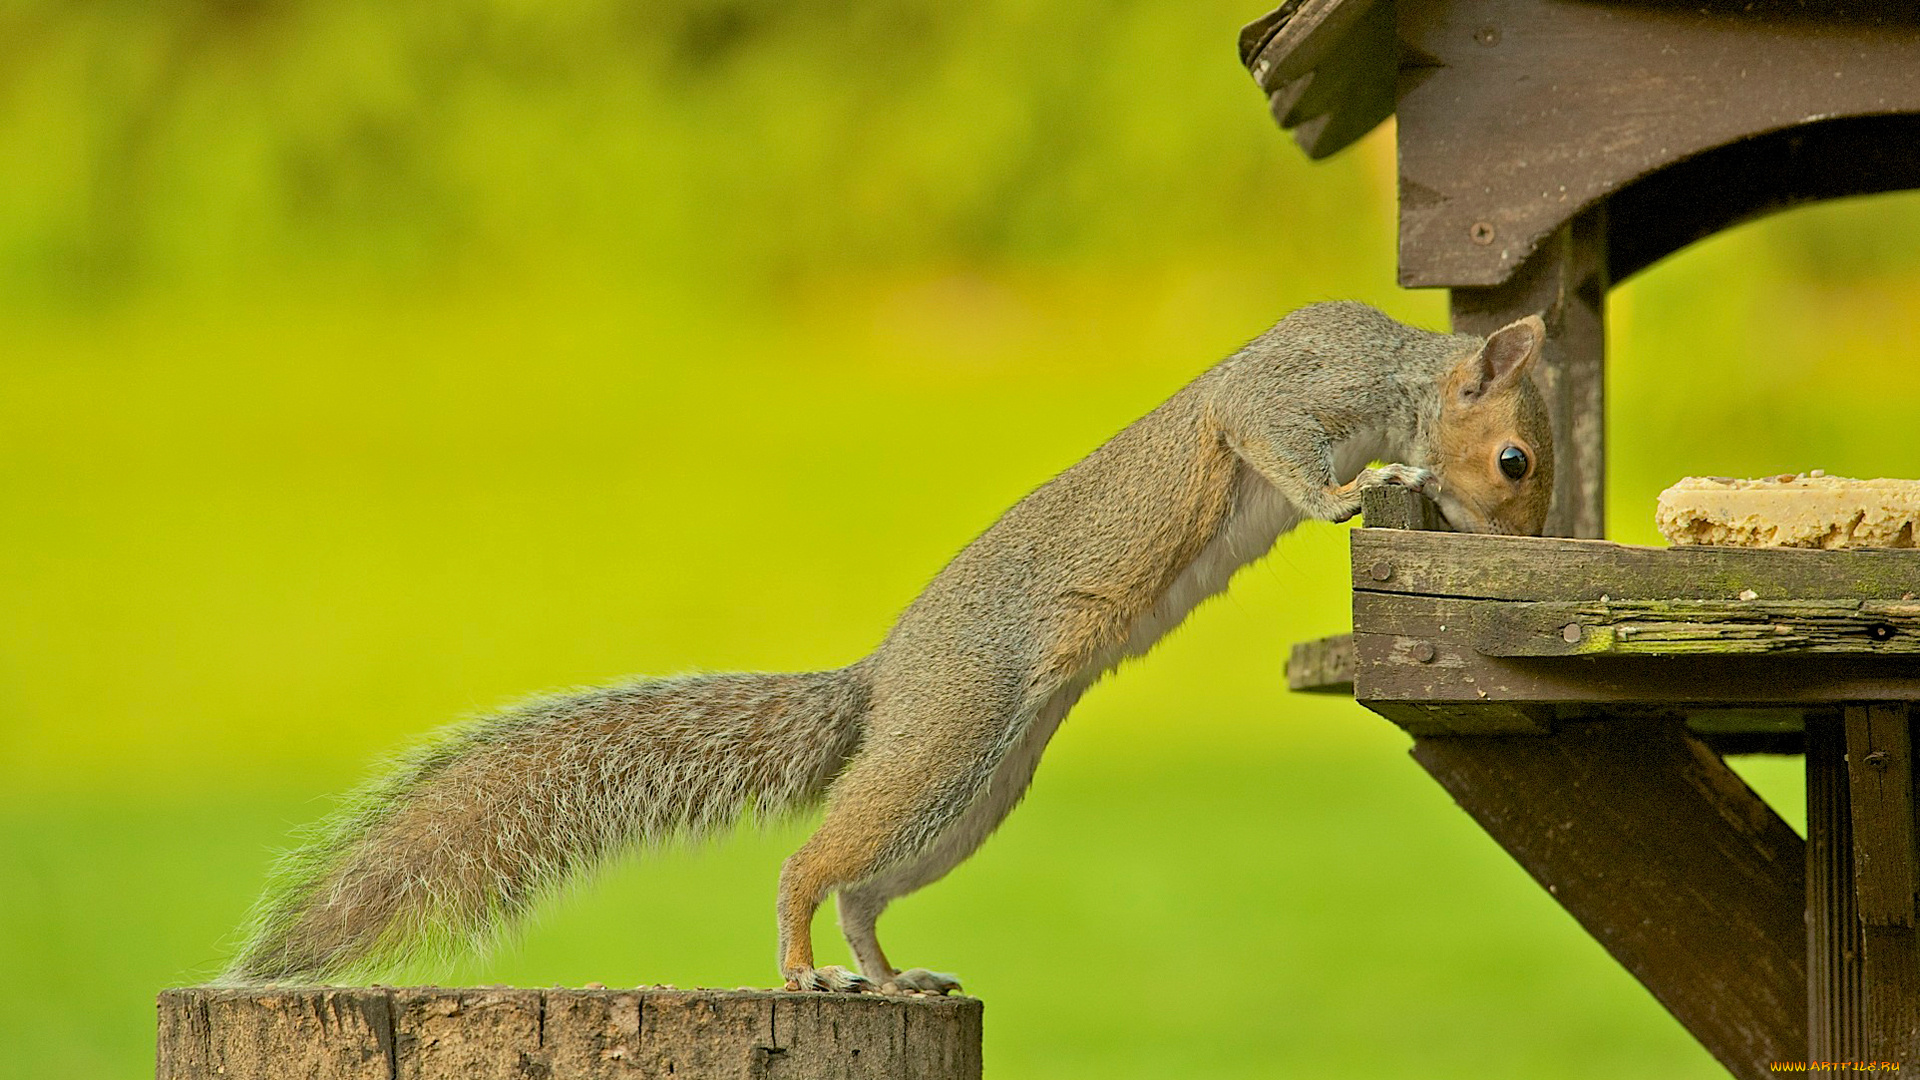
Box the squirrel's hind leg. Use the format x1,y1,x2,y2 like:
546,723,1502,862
777,781,972,996
778,700,1042,994
777,844,873,993
838,881,962,996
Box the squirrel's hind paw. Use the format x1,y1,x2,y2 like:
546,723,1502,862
785,965,872,993
881,968,962,996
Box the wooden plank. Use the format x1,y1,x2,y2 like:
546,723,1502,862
1410,721,1806,1078
157,988,984,1080
1452,210,1607,538
1351,530,1920,604
1395,0,1920,288
1465,598,1920,658
1238,0,1398,158
1352,623,1920,709
1844,704,1920,1061
1287,633,1354,693
1608,114,1920,286
1239,0,1379,97
1806,717,1868,1061
1368,700,1551,736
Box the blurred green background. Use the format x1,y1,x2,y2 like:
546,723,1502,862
4,1,1919,1076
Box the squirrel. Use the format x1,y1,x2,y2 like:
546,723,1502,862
224,301,1553,994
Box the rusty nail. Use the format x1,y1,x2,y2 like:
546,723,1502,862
1475,25,1501,46
1562,622,1583,644
1469,221,1496,245
1411,641,1436,663
1369,560,1393,582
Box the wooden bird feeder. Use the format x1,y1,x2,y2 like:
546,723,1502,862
1246,2,1920,1075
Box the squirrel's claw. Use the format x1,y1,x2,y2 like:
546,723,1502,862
1375,463,1439,495
785,965,872,993
880,968,962,996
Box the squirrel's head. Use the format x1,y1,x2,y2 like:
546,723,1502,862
1430,315,1554,536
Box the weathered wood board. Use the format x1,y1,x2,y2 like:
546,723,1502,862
1347,529,1920,727
1352,530,1920,604
1286,633,1353,693
1843,705,1920,1061
1395,0,1920,287
157,987,982,1080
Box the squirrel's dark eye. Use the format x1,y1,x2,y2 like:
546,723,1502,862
1498,445,1530,480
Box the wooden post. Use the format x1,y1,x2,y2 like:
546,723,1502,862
157,987,983,1080
1808,715,1867,1061
1843,704,1920,1062
1449,207,1608,540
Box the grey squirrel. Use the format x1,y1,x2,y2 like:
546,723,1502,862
225,301,1553,994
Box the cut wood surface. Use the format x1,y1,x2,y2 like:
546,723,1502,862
157,986,982,1080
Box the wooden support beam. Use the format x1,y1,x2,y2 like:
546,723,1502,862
1411,721,1807,1079
1451,210,1608,539
1844,704,1920,1062
157,987,983,1080
1808,716,1868,1061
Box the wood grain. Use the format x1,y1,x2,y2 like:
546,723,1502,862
1286,633,1354,693
1844,705,1920,1061
1351,530,1920,603
1411,721,1807,1079
157,987,983,1080
1807,718,1869,1063
1396,0,1920,287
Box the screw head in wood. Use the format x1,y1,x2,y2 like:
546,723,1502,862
1411,641,1436,663
1469,221,1496,245
1562,622,1583,643
1369,560,1393,581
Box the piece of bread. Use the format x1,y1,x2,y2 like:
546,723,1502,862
1656,473,1920,549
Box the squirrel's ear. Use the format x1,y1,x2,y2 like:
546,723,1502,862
1463,314,1545,399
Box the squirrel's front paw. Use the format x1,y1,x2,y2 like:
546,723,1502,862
784,965,871,993
1374,463,1439,495
880,968,962,996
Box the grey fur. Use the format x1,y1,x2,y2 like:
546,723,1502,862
226,668,870,982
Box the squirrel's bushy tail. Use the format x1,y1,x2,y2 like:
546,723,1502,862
224,667,870,983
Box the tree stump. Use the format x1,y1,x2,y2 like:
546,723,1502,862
157,986,983,1080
